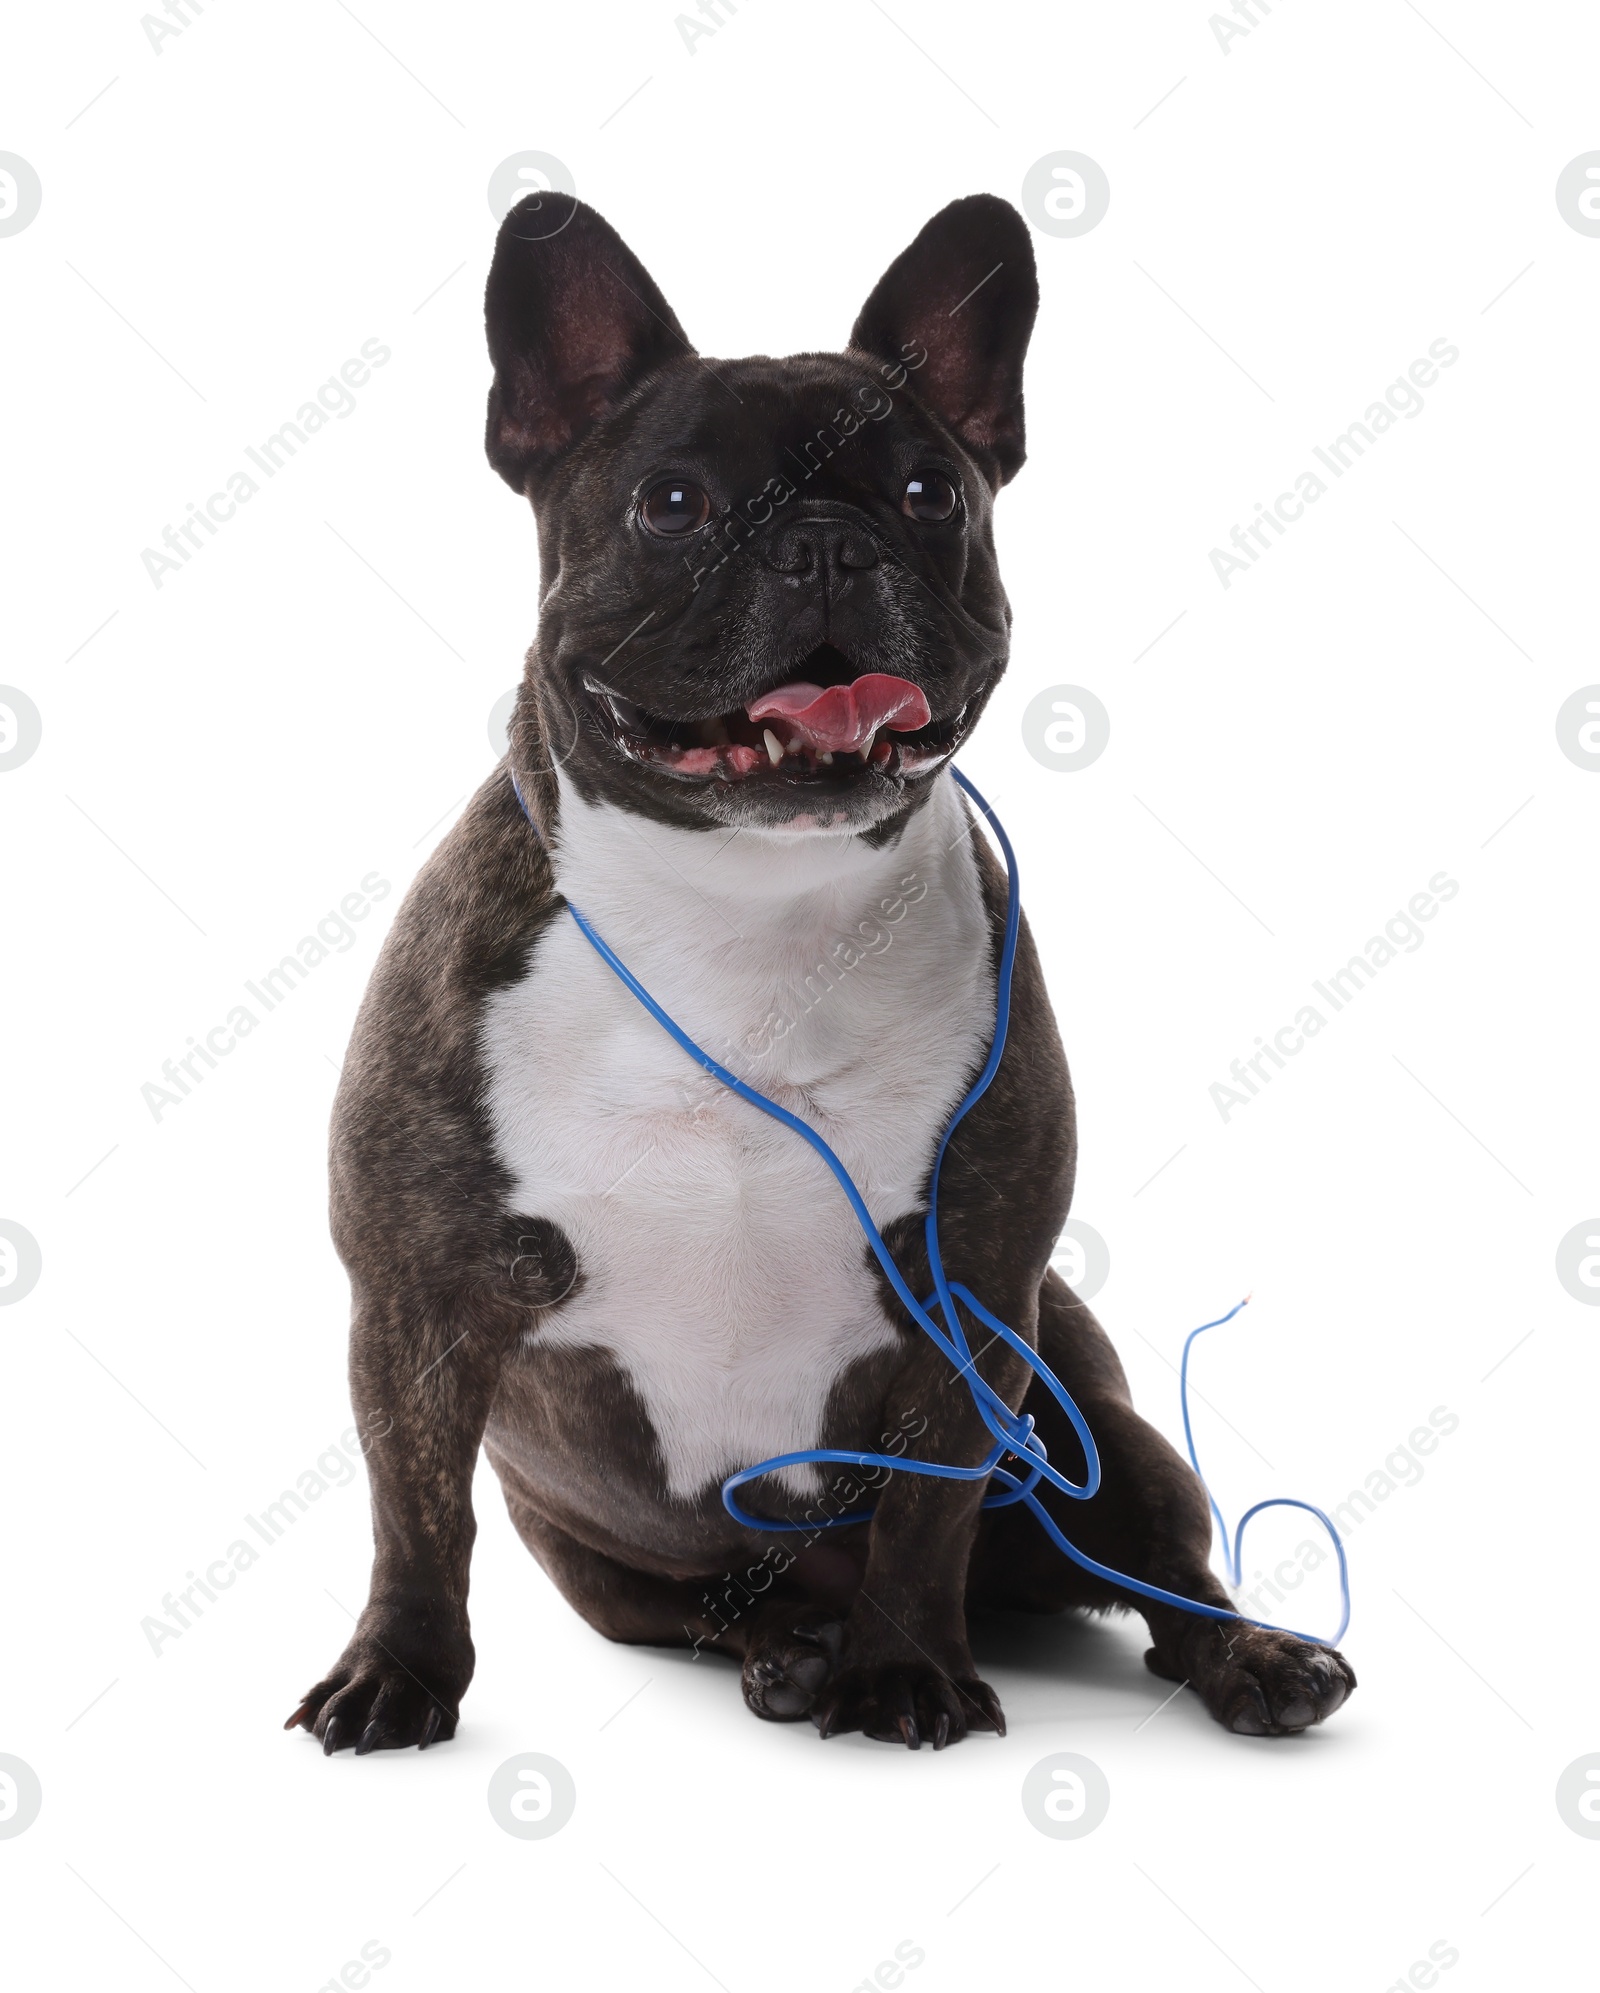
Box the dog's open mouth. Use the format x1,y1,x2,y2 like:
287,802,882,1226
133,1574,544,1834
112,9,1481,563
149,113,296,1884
584,650,970,784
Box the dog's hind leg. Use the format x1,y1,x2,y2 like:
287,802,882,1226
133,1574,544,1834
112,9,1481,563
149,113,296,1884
495,1488,857,1725
967,1270,1356,1737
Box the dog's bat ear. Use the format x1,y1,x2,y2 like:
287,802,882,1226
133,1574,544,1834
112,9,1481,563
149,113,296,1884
484,196,693,493
849,194,1038,488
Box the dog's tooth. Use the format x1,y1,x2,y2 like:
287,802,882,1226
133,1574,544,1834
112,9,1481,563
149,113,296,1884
787,736,802,754
857,734,875,762
762,728,783,767
819,750,833,764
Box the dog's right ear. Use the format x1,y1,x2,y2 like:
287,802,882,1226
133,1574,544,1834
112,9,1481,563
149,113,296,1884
484,196,693,494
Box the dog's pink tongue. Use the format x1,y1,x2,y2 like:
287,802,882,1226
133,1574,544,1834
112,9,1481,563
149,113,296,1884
745,674,931,755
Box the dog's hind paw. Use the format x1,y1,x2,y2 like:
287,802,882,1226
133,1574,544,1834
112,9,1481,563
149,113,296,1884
1147,1622,1355,1737
742,1609,844,1722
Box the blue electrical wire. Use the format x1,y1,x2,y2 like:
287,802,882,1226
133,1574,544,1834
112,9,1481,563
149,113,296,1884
510,767,1349,1648
1179,1298,1350,1642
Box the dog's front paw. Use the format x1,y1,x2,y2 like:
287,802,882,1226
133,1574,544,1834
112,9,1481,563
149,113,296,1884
1148,1622,1355,1737
812,1659,1004,1750
285,1615,472,1755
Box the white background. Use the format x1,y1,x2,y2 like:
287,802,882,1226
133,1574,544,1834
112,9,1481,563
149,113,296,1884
3,1,1597,1987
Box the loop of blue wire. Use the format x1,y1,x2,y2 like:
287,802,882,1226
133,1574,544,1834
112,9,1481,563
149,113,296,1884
510,766,1349,1648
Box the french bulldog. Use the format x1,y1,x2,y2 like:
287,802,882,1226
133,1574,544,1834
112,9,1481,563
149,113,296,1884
286,191,1355,1752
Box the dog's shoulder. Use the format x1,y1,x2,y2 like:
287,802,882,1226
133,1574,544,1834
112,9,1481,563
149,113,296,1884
329,768,563,1285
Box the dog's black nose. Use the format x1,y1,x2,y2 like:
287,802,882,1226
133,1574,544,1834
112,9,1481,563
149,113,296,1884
760,518,880,578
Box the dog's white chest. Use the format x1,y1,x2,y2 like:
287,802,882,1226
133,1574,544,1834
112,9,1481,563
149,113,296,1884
480,777,993,1499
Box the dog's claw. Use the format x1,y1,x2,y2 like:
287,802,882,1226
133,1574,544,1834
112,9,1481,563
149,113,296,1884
805,1618,845,1665
288,1631,467,1758
961,1679,1006,1736
809,1662,1002,1749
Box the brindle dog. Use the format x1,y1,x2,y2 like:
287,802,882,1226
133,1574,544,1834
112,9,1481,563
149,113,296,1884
287,192,1354,1752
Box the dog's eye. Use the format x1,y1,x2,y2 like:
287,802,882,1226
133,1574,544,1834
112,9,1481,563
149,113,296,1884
639,480,711,536
901,472,958,523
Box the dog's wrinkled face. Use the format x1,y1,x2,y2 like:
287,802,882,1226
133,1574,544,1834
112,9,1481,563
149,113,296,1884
484,194,1038,836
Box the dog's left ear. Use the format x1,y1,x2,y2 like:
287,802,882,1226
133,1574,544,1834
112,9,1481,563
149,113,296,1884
849,194,1038,488
484,195,693,493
